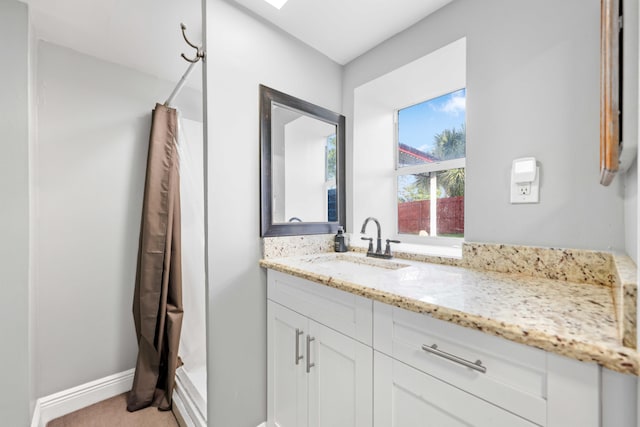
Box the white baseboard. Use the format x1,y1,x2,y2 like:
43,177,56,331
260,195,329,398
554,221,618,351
256,423,267,427
172,392,198,427
31,369,134,427
173,367,207,427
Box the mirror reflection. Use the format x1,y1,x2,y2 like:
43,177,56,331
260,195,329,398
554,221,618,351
271,103,338,224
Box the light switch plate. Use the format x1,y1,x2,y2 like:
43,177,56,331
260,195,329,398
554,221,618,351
510,166,540,204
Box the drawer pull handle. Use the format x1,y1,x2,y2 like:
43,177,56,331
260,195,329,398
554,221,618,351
421,344,487,374
295,329,304,365
306,335,316,373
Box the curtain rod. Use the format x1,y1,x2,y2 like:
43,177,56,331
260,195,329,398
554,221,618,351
165,23,205,107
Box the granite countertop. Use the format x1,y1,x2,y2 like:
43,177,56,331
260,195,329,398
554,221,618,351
260,251,640,375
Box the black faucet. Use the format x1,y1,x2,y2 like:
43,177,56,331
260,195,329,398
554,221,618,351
360,216,382,254
360,217,400,259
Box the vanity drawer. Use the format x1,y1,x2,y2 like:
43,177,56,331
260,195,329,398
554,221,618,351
267,270,373,345
373,302,547,426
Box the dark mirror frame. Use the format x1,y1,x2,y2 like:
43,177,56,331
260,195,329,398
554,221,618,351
260,84,346,237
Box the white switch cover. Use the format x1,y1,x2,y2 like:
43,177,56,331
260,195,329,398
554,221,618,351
510,166,540,204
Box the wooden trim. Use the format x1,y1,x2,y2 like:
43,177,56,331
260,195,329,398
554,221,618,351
600,0,621,186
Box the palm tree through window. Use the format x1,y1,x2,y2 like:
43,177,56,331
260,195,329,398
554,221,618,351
396,89,466,239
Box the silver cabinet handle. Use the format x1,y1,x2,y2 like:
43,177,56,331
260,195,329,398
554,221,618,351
306,335,315,373
295,329,304,365
421,344,487,374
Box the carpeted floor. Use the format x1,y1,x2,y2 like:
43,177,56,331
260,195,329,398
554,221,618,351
46,393,179,427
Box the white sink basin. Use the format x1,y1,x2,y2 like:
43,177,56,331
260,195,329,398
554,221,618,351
298,253,410,273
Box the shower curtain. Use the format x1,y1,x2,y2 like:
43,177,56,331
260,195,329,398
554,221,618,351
127,103,184,412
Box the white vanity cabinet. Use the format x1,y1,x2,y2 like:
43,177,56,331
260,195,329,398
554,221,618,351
373,352,538,427
266,269,608,427
267,270,373,427
373,302,599,427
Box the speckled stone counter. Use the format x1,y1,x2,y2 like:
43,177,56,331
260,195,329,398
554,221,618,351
612,254,638,348
260,250,640,375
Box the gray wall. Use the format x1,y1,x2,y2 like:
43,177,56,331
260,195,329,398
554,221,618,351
344,0,625,251
623,0,639,263
34,41,202,397
204,0,342,425
29,6,38,414
0,1,31,424
625,163,638,262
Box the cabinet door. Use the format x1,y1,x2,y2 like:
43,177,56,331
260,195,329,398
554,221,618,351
374,352,539,427
267,301,308,427
307,320,373,427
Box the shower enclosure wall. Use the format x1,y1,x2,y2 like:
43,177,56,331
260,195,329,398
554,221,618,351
175,117,207,424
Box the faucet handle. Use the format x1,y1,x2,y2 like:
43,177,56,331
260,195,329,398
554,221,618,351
384,239,401,256
361,237,374,253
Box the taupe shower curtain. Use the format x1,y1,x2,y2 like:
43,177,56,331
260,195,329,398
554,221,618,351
127,104,183,412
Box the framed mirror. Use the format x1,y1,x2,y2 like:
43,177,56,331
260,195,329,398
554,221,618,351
260,85,346,237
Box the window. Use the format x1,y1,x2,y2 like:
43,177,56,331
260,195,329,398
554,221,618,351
326,134,337,221
396,89,466,240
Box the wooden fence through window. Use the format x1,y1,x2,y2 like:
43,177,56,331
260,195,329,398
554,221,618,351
397,196,464,235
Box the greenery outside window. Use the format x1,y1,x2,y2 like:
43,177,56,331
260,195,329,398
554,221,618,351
396,88,466,241
326,134,337,221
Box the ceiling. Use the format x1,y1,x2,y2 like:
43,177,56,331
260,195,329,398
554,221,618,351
23,0,203,90
231,0,454,64
22,0,452,88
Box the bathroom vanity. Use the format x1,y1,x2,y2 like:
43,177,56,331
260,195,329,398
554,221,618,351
261,248,639,427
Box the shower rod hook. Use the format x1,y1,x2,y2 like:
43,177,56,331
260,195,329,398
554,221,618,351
180,23,205,63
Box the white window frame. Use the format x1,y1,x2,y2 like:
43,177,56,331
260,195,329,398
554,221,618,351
393,109,466,246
